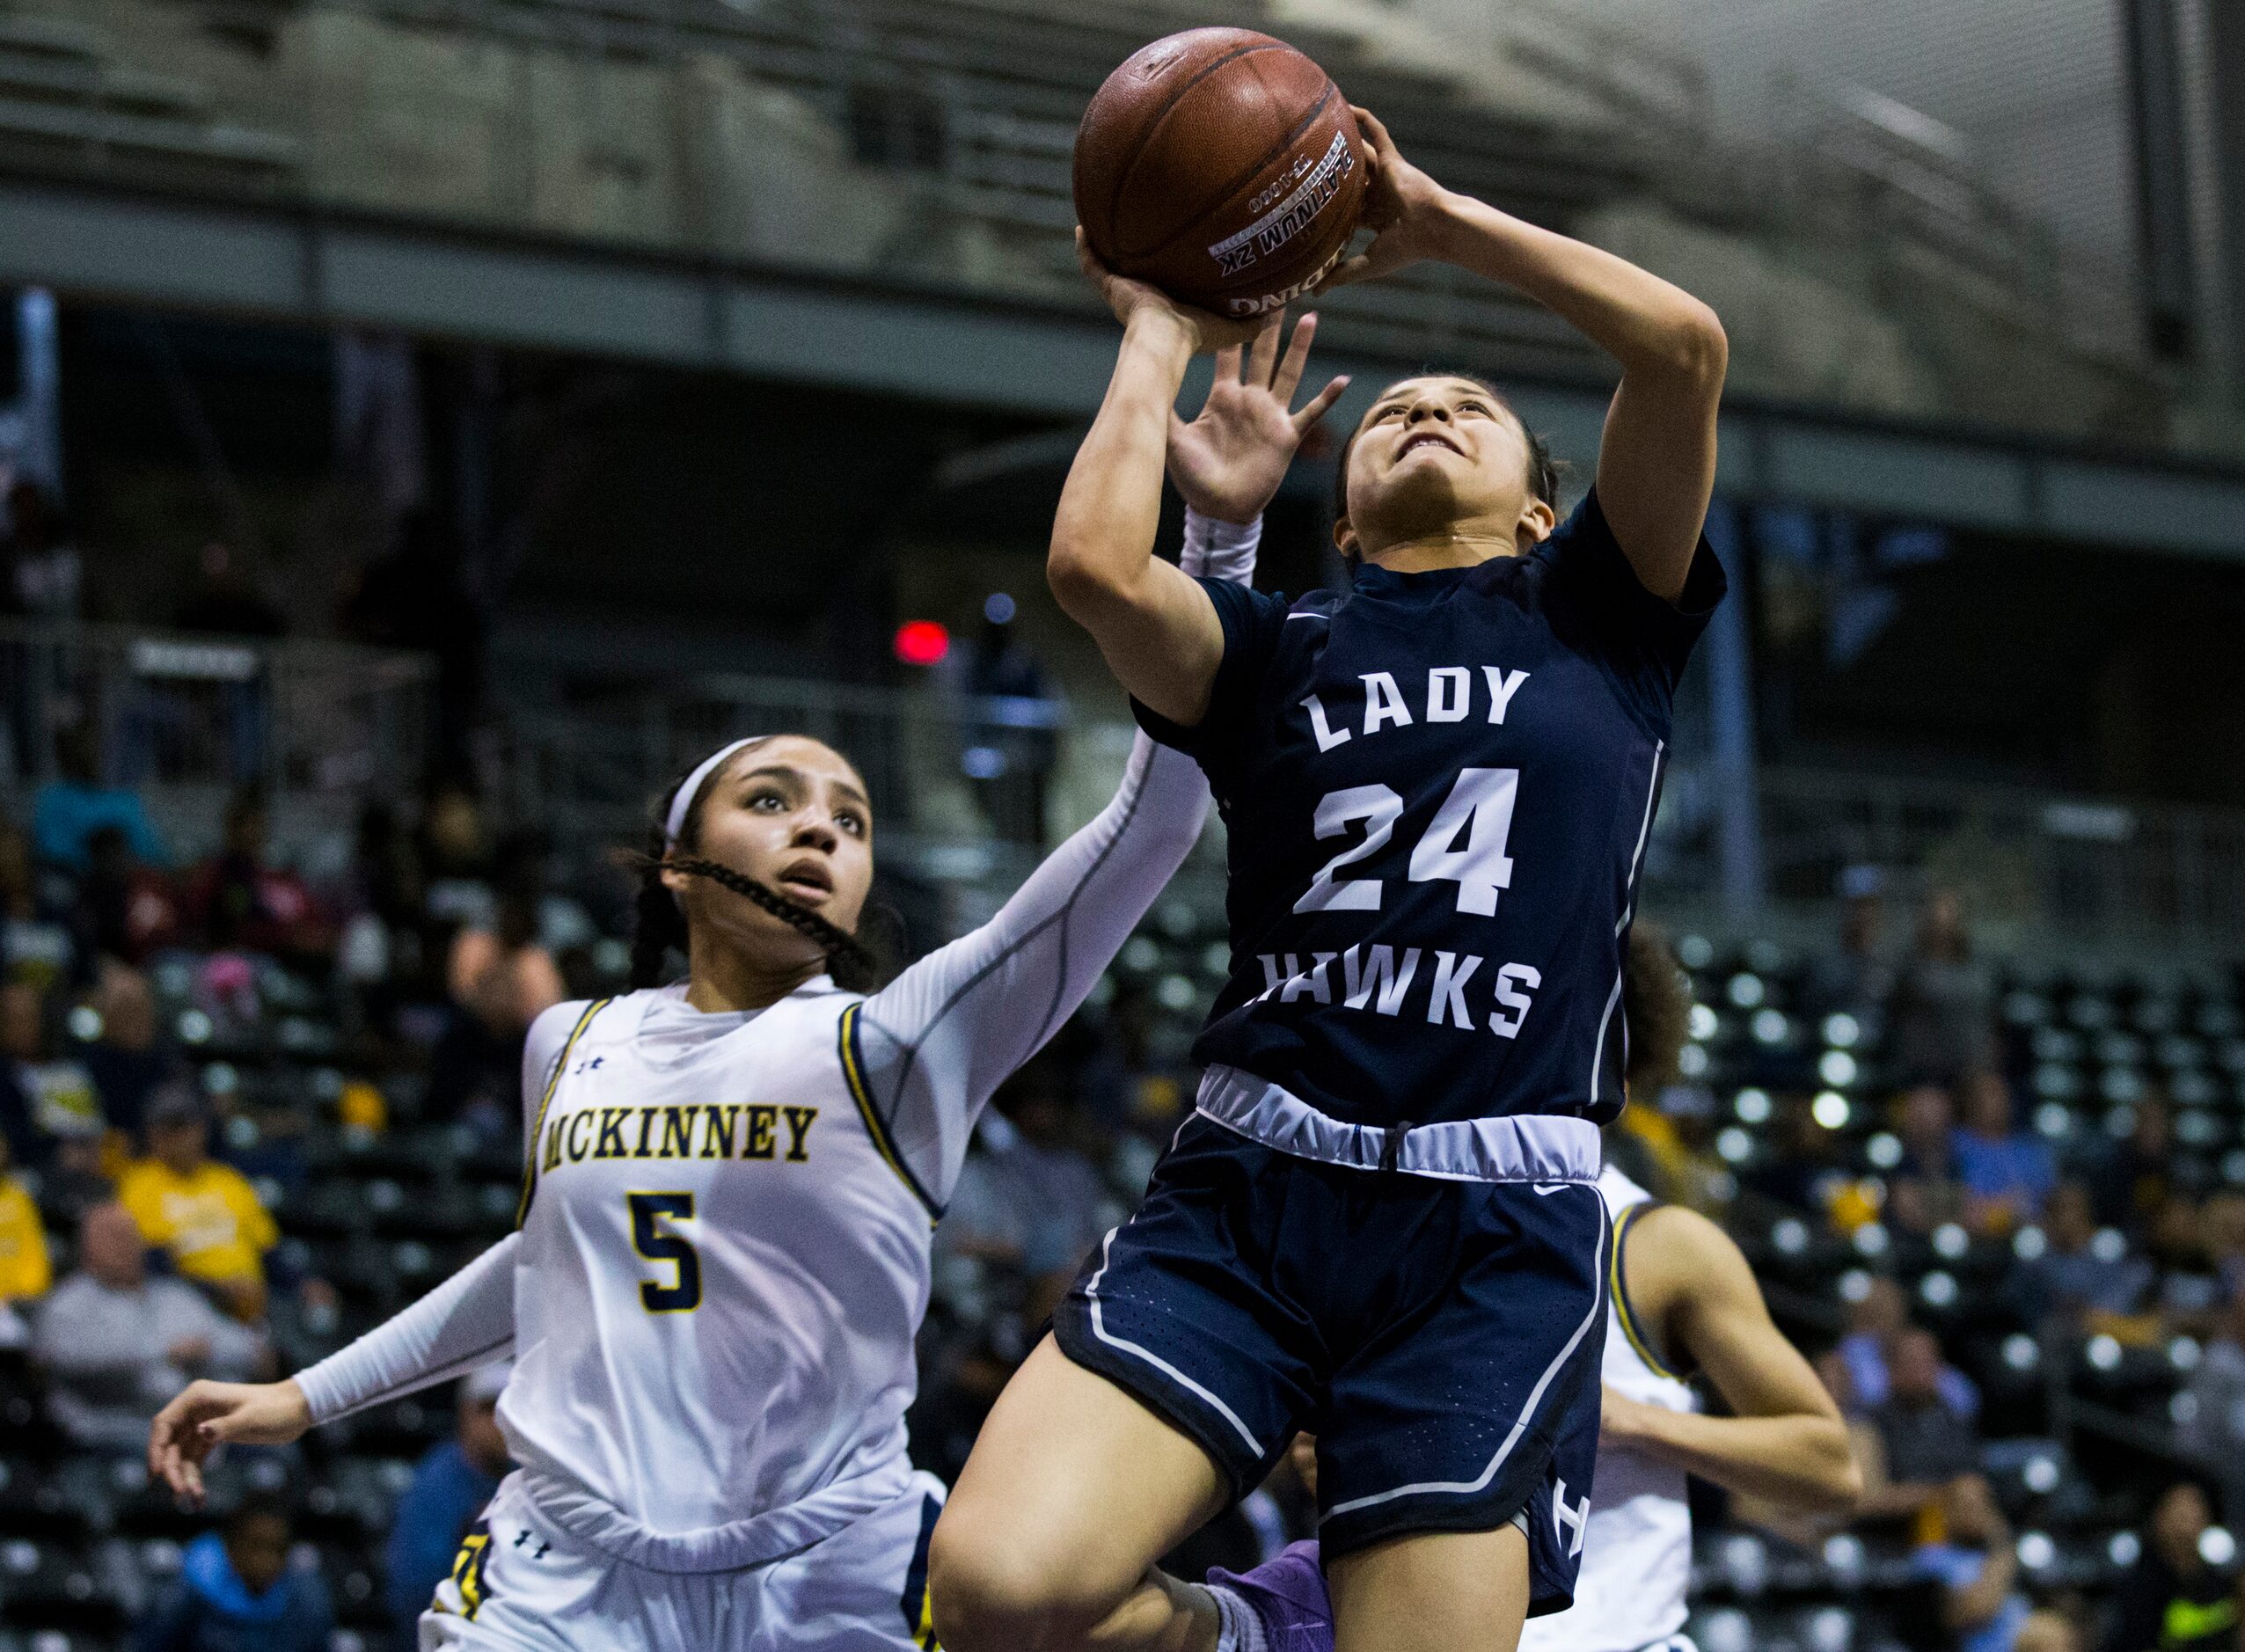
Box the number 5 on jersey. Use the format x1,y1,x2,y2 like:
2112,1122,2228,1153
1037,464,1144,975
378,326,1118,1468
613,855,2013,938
627,1192,701,1312
1296,768,1519,917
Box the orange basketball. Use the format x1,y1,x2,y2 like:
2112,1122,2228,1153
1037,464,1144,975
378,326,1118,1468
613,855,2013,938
1073,29,1367,318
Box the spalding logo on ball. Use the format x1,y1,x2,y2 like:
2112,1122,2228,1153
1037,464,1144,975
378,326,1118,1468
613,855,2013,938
1074,29,1368,318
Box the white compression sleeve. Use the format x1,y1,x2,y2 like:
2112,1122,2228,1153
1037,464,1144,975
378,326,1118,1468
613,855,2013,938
291,998,588,1424
1181,507,1261,584
292,1232,520,1424
848,514,1258,1209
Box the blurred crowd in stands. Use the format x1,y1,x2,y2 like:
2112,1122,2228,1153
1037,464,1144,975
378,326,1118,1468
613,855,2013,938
4,728,2245,1652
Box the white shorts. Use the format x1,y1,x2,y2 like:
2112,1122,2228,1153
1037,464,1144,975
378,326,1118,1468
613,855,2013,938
420,1470,947,1652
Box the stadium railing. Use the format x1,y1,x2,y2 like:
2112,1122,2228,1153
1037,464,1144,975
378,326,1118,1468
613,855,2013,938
0,618,434,854
0,0,2227,455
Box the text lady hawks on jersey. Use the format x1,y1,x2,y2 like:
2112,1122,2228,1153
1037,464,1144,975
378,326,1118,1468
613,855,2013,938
1141,483,1722,1136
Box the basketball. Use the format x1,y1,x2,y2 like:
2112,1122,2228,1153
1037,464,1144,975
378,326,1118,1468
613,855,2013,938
1073,28,1368,318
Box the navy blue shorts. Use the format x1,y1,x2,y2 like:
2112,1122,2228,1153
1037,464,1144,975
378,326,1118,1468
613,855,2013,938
1052,1115,1606,1611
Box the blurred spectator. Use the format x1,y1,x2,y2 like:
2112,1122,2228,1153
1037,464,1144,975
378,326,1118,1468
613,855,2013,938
1912,1473,2027,1652
384,1363,513,1643
1868,1329,1982,1506
2095,1095,2176,1238
80,961,174,1142
1839,1276,1979,1418
72,822,183,968
2201,1195,2245,1303
1804,864,1896,1035
2010,1181,2153,1329
956,607,1060,846
419,782,494,927
0,819,73,988
3,478,80,620
1891,1083,1968,1235
2153,1197,2227,1327
340,508,485,758
1953,1069,2055,1234
1743,1092,1850,1217
429,839,564,1129
185,787,332,960
1889,888,1993,1084
2012,1613,2081,1652
338,801,428,1007
2177,1287,2245,1470
34,1202,264,1450
4,977,104,1151
135,1493,333,1652
2102,1480,2237,1652
118,1085,277,1319
171,540,285,639
939,1062,1113,1327
32,723,167,872
0,1130,50,1303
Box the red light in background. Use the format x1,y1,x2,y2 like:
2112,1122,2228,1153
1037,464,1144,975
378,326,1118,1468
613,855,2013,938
893,619,950,666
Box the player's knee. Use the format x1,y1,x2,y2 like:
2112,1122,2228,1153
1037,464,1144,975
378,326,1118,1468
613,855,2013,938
927,1519,1107,1652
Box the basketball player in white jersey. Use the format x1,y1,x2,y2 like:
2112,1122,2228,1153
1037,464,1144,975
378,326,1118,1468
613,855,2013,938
1110,928,1864,1652
143,314,1350,1652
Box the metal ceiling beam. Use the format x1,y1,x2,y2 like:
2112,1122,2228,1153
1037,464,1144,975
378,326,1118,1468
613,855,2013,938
4,172,2242,555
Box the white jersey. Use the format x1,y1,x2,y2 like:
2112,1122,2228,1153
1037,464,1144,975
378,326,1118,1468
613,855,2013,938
1519,1163,1698,1652
295,512,1262,1579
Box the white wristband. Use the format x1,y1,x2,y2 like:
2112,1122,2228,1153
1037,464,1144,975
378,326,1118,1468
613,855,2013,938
1181,507,1262,585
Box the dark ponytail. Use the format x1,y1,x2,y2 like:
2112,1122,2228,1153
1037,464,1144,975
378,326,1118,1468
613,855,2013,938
627,751,895,993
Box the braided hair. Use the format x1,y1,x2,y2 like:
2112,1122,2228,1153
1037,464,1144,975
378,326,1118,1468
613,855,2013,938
1334,372,1564,567
628,746,891,994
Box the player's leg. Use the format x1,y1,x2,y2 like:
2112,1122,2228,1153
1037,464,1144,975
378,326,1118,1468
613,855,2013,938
1327,1525,1531,1652
934,1120,1318,1652
929,1336,1231,1652
1313,1176,1607,1652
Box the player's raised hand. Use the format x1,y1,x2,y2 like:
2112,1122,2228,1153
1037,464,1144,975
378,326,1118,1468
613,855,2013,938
1077,229,1268,355
1318,106,1457,292
148,1378,313,1503
1166,311,1349,525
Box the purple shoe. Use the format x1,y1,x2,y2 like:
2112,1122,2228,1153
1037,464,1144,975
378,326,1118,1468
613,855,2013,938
1208,1540,1335,1652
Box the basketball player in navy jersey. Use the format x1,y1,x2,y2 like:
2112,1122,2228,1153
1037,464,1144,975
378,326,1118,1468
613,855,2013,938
1093,927,1865,1652
932,105,1729,1652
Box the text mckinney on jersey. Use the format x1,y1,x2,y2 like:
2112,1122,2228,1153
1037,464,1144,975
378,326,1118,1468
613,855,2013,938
539,1101,821,1172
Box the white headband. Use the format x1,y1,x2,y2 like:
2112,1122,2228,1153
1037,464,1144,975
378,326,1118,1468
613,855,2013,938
665,737,760,848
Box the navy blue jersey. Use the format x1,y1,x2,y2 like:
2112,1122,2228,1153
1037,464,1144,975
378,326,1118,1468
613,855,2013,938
1136,488,1723,1129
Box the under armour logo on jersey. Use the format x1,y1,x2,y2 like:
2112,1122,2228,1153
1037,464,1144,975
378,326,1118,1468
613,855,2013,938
1554,1479,1591,1558
571,1056,604,1075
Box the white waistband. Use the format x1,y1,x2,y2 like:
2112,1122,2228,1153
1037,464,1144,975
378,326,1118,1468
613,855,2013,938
512,1449,915,1575
1194,1064,1602,1184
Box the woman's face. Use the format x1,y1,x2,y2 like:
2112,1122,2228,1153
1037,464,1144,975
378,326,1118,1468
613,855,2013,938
666,736,875,969
1336,376,1553,561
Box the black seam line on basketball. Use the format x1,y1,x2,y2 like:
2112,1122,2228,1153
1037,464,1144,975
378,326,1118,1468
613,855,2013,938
1136,77,1338,268
874,749,1152,1138
1103,38,1288,255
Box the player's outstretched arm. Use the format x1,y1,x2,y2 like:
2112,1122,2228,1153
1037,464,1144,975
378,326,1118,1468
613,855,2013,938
1605,1204,1862,1514
148,1229,520,1503
856,513,1267,1207
1321,107,1722,603
1054,235,1341,727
